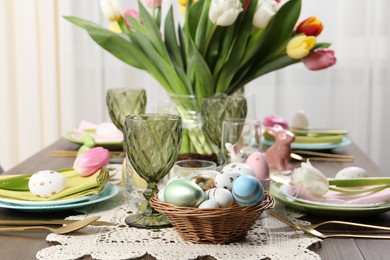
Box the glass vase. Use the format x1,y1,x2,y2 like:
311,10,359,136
167,94,217,156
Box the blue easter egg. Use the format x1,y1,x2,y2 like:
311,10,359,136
232,175,264,206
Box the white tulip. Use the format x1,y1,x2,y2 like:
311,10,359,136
100,0,121,22
289,161,329,197
209,0,243,27
252,0,281,29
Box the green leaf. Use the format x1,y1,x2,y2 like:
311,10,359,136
228,55,300,94
314,42,332,49
164,7,184,70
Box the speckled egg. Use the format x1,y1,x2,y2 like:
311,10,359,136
221,162,255,177
190,174,215,191
28,170,66,198
335,167,368,179
198,199,220,209
245,152,270,181
164,179,205,207
232,175,264,207
214,172,241,191
205,188,234,208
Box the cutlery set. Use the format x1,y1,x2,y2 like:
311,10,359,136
290,150,354,163
0,216,115,234
269,211,390,239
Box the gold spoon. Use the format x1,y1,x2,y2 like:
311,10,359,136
0,215,100,234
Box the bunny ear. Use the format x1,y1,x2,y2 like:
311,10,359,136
232,144,240,154
225,142,233,151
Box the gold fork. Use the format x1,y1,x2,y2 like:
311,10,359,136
269,211,390,239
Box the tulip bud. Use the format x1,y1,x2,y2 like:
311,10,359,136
262,114,289,129
286,35,316,59
303,49,337,71
100,0,121,22
252,0,279,29
290,161,329,197
146,0,162,8
209,0,243,27
74,147,110,176
296,16,324,37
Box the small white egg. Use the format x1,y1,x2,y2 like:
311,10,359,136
198,199,220,209
157,188,165,202
205,188,233,208
28,170,66,198
335,167,368,179
221,162,255,176
291,110,309,129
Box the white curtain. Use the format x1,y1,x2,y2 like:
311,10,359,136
1,0,389,175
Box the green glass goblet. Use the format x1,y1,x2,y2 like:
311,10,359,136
124,114,182,228
106,88,147,133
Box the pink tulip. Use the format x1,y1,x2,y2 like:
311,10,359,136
74,147,110,176
123,8,140,28
303,49,337,71
263,114,289,129
146,0,162,8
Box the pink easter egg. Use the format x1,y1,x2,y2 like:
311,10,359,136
245,152,270,181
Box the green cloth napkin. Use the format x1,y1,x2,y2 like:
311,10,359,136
0,168,110,201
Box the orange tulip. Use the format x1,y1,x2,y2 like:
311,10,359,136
296,16,324,37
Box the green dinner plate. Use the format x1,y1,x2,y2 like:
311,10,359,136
271,182,390,217
0,183,119,213
263,136,352,151
64,131,123,150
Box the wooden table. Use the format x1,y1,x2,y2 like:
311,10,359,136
1,138,390,260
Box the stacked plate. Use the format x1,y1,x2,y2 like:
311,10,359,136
271,182,390,217
0,183,119,213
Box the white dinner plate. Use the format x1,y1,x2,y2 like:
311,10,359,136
262,136,352,150
0,183,119,213
271,182,390,217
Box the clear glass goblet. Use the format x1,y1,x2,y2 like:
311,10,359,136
124,114,182,228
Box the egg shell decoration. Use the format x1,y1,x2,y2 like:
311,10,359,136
205,188,234,208
221,162,256,177
198,199,220,209
335,167,368,179
232,175,264,207
186,170,220,181
291,110,309,129
96,122,122,138
245,152,270,181
28,170,66,198
214,172,241,191
164,179,205,207
190,174,215,191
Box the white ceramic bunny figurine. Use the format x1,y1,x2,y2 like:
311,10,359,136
225,143,248,163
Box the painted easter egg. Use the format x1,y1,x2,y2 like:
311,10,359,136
205,188,234,208
164,180,205,207
190,174,215,191
28,170,66,198
221,162,255,177
198,199,220,209
232,175,264,207
335,167,368,179
245,152,270,180
214,172,241,191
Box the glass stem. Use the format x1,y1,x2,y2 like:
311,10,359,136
143,182,158,214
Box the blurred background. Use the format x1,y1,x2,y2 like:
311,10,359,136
1,0,389,174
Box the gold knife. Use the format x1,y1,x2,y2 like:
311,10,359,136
0,219,116,226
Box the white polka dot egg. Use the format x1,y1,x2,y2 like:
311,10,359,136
28,170,66,198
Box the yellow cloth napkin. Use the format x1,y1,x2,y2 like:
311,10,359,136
0,168,110,201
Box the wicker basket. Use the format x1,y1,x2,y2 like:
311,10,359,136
150,191,275,244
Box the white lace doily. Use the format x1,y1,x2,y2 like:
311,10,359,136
36,185,321,260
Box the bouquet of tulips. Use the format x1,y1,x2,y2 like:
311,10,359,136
65,0,335,102
65,0,336,154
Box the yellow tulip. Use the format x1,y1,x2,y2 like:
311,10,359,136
108,22,122,33
286,35,316,59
